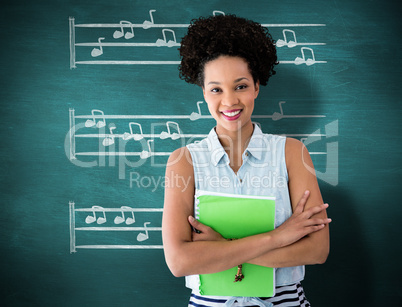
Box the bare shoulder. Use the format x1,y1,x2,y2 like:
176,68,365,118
285,137,315,176
167,146,193,174
285,137,302,149
285,137,306,164
165,146,195,196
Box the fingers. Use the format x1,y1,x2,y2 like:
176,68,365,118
300,190,310,205
304,203,329,218
308,223,327,233
296,217,331,239
294,190,310,214
305,217,332,227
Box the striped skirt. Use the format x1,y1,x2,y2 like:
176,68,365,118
188,283,310,307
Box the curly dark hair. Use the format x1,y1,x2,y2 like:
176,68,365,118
178,14,278,87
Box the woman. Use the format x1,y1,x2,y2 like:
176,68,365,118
162,14,331,307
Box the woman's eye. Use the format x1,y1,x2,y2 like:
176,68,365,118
236,85,248,90
211,88,221,93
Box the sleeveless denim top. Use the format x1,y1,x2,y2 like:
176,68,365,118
185,125,305,293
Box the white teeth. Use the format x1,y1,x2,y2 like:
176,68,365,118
222,110,241,117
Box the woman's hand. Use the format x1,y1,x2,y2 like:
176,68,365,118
272,190,331,248
188,216,226,242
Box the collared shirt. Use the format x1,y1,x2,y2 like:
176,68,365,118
185,125,305,293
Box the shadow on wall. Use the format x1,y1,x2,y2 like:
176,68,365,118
304,184,372,306
254,64,325,135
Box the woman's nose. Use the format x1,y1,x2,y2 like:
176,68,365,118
221,92,238,107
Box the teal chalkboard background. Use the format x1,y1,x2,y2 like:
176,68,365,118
1,0,401,306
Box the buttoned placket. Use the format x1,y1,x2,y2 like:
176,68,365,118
231,150,251,194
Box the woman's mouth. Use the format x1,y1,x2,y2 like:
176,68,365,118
221,109,242,121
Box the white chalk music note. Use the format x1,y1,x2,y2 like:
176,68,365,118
124,207,136,225
276,29,297,48
295,47,316,66
85,206,107,224
140,139,154,159
122,122,144,141
85,109,106,128
213,10,225,16
190,101,204,121
91,37,105,57
272,101,286,121
102,124,116,146
156,29,178,47
114,206,136,225
160,121,181,140
113,21,135,39
137,222,151,242
142,9,156,29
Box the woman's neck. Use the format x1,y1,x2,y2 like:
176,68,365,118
215,122,254,170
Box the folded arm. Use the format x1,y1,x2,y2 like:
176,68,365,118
162,145,330,277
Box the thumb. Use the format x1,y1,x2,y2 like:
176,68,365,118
188,216,205,232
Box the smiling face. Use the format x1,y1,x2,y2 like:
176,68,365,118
202,56,259,136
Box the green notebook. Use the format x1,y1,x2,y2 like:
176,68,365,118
195,190,276,297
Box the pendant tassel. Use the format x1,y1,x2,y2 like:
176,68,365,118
234,264,244,282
